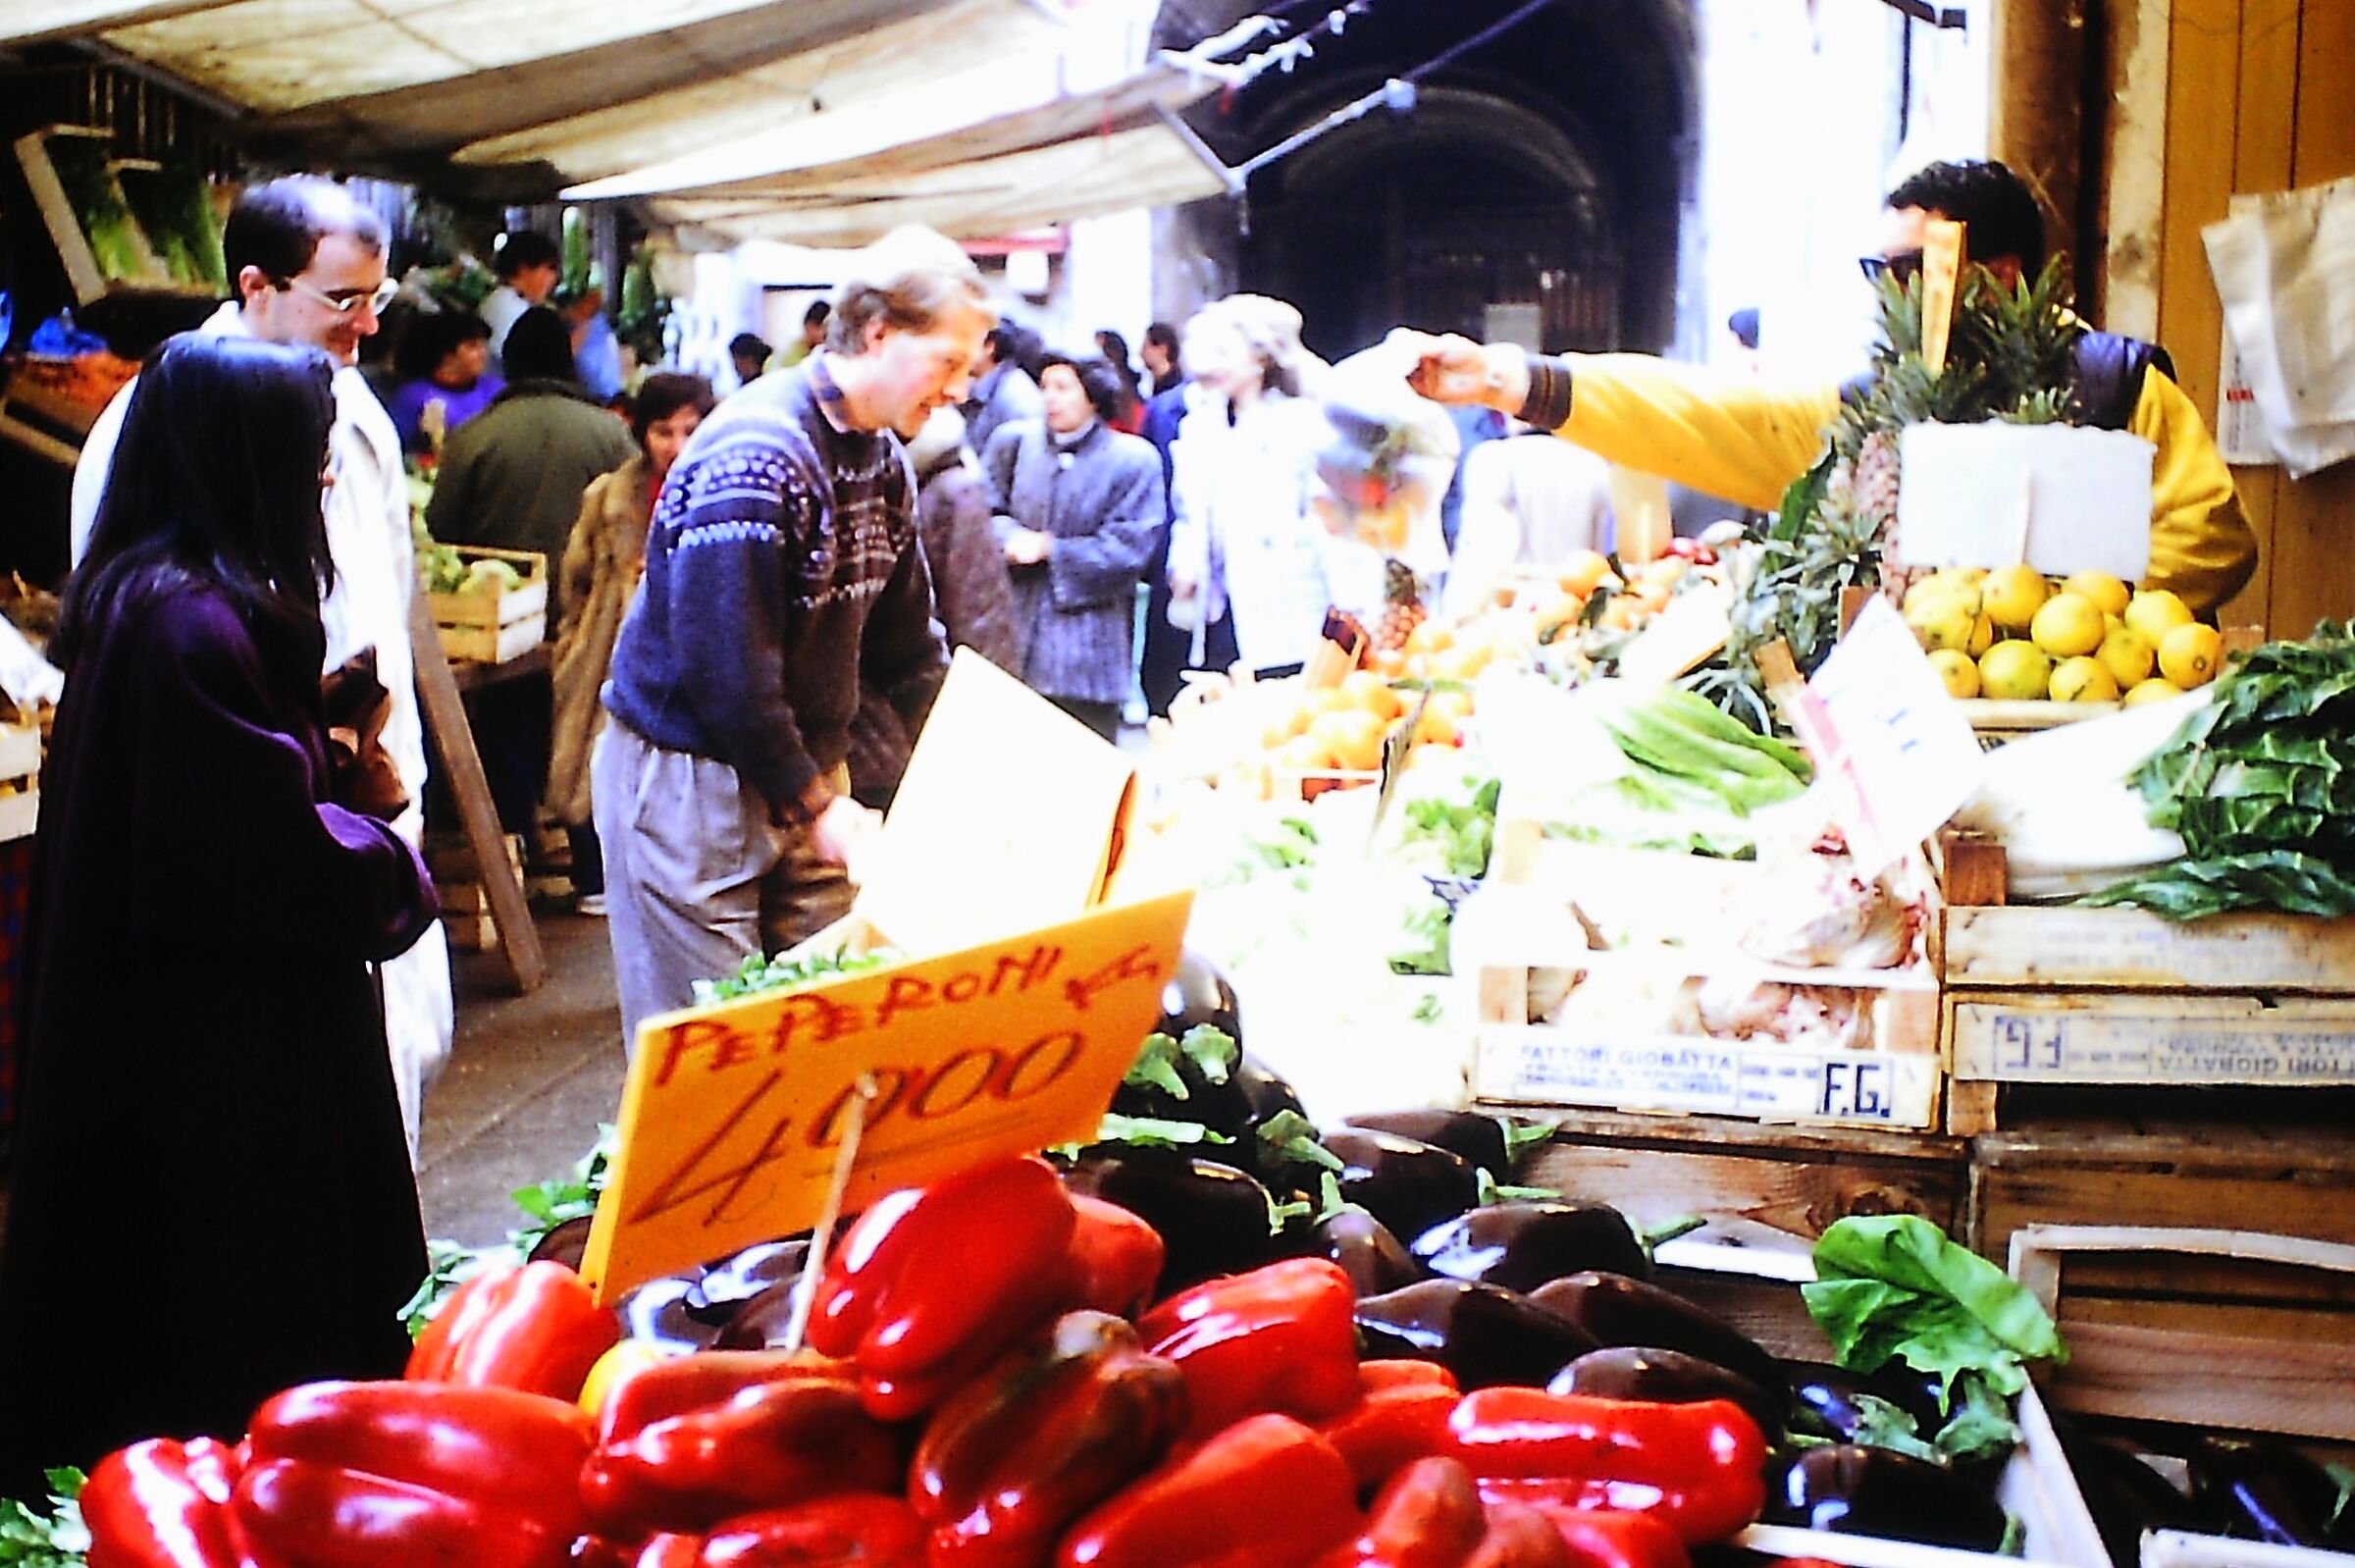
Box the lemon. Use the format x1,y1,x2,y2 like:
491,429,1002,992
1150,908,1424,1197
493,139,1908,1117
1905,575,1979,620
1910,601,1977,653
2124,677,2186,706
2030,592,2106,658
2095,624,2156,688
2158,623,2224,688
2124,589,2194,642
1929,649,1980,699
1979,641,2056,701
2050,655,2120,703
2063,570,2131,617
1966,613,1996,657
1980,564,2051,632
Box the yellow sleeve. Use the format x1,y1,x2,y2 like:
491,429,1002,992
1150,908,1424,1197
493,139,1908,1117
1555,355,1843,511
2131,369,2256,614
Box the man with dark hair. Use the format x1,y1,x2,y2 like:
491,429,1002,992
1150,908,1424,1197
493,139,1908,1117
981,352,1163,739
777,298,830,370
1399,158,2255,613
966,324,1044,453
480,229,563,371
69,174,451,1160
597,226,989,1043
728,332,774,388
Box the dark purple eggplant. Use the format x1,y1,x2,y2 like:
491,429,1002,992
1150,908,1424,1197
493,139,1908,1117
1063,1151,1282,1294
1785,1360,1948,1442
1415,1205,1650,1293
525,1214,595,1272
1766,1445,2009,1552
1321,1128,1480,1243
689,1237,809,1318
1161,948,1242,1042
1525,1273,1777,1392
2190,1437,2355,1551
2053,1419,2197,1568
616,1272,721,1354
1345,1111,1513,1182
1316,1208,1425,1297
1547,1346,1783,1438
1354,1279,1596,1389
713,1278,807,1349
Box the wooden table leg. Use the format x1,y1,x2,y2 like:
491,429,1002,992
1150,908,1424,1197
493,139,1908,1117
409,587,545,993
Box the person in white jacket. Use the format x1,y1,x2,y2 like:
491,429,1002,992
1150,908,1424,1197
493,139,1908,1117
1166,295,1370,675
71,177,452,1164
1439,426,1615,618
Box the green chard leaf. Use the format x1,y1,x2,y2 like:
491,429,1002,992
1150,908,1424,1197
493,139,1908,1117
1803,1216,2065,1403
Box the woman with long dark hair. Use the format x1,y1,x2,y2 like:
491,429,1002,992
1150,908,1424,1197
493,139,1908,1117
0,335,438,1490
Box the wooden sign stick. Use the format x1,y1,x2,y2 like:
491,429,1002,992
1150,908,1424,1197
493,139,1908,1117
780,1072,881,1354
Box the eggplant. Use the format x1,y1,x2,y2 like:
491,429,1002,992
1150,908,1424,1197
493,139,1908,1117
1345,1111,1513,1182
1547,1346,1783,1438
2190,1437,2355,1550
1784,1360,1948,1445
1354,1279,1596,1389
1160,948,1242,1042
1316,1208,1425,1297
690,1237,809,1318
714,1277,806,1349
1321,1129,1480,1243
616,1272,722,1354
525,1214,595,1272
1525,1273,1777,1391
2054,1421,2196,1568
1767,1445,2010,1552
1062,1151,1282,1293
1416,1206,1650,1293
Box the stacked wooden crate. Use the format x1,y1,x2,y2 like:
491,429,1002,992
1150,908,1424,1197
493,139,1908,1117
427,832,525,953
427,547,549,665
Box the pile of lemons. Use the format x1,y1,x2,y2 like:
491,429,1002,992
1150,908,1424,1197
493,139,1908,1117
1903,565,2224,705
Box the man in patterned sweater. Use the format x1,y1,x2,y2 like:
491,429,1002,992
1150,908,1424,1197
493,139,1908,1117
597,227,991,1042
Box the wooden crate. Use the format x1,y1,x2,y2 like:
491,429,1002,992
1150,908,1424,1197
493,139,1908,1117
2012,1227,2355,1567
1938,837,2355,1133
428,546,549,665
1473,814,1946,1130
1970,1099,2355,1263
11,127,207,306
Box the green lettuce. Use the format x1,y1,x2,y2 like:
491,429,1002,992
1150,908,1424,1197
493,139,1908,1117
1803,1215,2066,1402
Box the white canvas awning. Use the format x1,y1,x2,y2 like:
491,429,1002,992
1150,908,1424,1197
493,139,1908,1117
8,0,1235,241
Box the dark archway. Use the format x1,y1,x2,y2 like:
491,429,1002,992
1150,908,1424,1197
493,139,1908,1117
1154,0,1695,356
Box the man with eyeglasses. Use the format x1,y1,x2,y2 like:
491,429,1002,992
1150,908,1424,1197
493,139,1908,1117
1399,158,2255,616
71,176,452,1165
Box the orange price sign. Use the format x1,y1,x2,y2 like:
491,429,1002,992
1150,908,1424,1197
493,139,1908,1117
577,888,1195,1302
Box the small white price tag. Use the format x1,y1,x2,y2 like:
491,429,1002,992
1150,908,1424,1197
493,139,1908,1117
1798,598,1985,875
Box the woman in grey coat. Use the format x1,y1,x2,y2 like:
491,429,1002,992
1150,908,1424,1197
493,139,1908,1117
982,352,1166,739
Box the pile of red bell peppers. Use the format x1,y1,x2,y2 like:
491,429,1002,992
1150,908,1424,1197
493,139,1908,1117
79,1156,1775,1568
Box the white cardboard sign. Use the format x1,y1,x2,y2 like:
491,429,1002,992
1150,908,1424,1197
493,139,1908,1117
1896,422,2155,583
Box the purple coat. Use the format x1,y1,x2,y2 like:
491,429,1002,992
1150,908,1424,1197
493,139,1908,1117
0,580,436,1487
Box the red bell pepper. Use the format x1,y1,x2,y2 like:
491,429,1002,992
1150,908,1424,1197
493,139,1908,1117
593,1350,846,1444
1134,1258,1361,1438
808,1156,1080,1421
911,1310,1186,1566
1309,1459,1574,1568
406,1260,620,1403
1521,1507,1691,1568
83,1437,248,1568
631,1539,705,1568
233,1380,594,1568
1317,1361,1462,1493
1062,1196,1165,1318
1442,1390,1765,1547
699,1495,927,1566
579,1369,900,1539
1053,1414,1362,1568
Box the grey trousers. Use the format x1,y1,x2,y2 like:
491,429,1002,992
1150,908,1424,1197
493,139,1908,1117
592,721,853,1050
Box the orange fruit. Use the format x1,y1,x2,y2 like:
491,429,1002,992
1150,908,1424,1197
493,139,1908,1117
1340,669,1404,719
1557,550,1613,598
1413,707,1460,748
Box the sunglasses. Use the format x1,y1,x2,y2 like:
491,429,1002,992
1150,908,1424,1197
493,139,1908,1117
1859,250,1926,286
278,275,399,317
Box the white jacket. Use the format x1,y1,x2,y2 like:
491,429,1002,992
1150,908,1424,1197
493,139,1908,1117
72,303,453,1159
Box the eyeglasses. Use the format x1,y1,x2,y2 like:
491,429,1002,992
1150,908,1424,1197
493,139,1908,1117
278,275,399,317
1859,250,1926,286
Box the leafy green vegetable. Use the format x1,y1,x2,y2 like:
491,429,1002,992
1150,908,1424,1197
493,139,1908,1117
1397,777,1501,878
47,134,146,285
1804,1215,2066,1402
401,1126,615,1334
1387,892,1455,976
2088,622,2355,917
1934,1372,2024,1466
1073,1114,1233,1150
0,1470,87,1567
692,946,893,1005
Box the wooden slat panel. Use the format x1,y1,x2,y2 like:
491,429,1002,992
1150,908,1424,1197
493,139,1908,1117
2154,0,2242,432
2041,1321,2355,1440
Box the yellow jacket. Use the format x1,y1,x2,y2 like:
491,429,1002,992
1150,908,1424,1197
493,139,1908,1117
1551,355,2257,612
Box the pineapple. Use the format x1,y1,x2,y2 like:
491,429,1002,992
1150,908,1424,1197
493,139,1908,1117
1374,558,1426,653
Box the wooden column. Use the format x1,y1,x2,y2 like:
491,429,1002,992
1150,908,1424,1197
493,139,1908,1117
1989,0,2092,273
